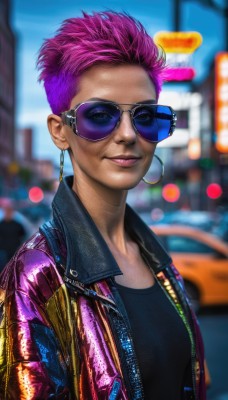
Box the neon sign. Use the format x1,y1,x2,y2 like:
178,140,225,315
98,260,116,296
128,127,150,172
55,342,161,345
165,67,195,82
154,31,202,54
154,31,202,82
215,52,228,153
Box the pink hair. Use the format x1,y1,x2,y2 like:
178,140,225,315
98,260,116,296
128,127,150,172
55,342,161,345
37,11,166,115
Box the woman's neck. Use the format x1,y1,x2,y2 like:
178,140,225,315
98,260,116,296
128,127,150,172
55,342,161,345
72,176,129,251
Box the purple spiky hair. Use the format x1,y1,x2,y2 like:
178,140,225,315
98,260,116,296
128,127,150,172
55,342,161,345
37,11,166,115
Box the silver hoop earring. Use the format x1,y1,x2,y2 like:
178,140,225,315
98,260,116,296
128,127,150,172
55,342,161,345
59,149,65,182
142,154,164,185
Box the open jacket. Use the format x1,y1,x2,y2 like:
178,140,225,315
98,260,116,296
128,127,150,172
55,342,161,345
0,176,206,400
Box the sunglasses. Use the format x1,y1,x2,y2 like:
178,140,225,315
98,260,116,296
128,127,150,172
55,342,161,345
61,101,177,143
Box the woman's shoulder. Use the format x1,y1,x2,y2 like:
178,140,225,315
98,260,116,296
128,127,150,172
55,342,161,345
0,230,64,300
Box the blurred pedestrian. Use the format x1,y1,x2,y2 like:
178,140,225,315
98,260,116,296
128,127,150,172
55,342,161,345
0,202,26,272
0,11,206,399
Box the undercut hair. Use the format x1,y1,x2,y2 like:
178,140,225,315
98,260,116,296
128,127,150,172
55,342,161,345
37,11,166,115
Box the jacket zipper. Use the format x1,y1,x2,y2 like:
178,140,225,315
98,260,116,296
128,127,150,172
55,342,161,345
105,307,135,399
107,280,145,400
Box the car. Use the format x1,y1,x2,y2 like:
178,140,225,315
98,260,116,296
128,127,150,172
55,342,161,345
151,224,228,312
140,209,223,235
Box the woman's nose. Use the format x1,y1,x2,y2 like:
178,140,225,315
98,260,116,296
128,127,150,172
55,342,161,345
114,111,137,144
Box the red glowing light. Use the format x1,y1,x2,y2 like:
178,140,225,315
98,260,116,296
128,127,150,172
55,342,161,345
206,183,223,199
162,184,180,203
29,187,44,203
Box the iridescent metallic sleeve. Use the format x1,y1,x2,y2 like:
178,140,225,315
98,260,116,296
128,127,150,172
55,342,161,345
0,233,74,400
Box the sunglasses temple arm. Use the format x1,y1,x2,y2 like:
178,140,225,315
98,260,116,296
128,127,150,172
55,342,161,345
61,111,76,130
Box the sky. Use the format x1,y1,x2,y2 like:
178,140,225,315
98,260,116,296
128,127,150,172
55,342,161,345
11,0,227,169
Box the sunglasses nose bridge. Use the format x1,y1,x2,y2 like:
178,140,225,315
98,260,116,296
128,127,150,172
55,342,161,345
114,109,138,142
120,109,134,126
126,109,138,135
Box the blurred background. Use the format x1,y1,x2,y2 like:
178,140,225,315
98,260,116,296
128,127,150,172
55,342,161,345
0,0,228,398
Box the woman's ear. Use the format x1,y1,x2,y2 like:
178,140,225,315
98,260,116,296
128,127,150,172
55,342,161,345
47,114,69,150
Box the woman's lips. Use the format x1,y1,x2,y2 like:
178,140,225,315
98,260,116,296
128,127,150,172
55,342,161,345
107,157,141,167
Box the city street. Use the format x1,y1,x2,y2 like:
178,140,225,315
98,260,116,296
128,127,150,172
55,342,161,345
0,0,227,398
199,307,228,400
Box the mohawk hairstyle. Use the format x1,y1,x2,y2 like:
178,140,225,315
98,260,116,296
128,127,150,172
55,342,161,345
37,11,166,115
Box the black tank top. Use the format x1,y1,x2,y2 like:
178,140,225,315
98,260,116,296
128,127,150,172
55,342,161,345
115,280,191,400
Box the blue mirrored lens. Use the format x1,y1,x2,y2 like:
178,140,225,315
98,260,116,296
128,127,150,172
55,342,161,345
76,102,120,140
133,105,172,142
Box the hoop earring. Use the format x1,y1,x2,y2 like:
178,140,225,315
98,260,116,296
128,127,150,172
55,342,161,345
59,149,65,182
142,154,164,185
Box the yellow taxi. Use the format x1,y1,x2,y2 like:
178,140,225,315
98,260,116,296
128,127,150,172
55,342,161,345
151,224,228,311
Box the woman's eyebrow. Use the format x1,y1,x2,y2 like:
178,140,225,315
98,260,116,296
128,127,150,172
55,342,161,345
85,98,157,104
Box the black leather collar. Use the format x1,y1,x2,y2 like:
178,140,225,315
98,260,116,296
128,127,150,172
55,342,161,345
52,176,172,285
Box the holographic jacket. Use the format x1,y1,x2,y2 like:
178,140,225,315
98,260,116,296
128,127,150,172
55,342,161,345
0,176,206,400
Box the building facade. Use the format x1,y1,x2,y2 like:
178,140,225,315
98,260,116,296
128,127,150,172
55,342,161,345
0,0,15,180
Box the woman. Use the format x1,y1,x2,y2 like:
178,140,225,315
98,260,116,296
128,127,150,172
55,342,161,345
0,11,206,399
